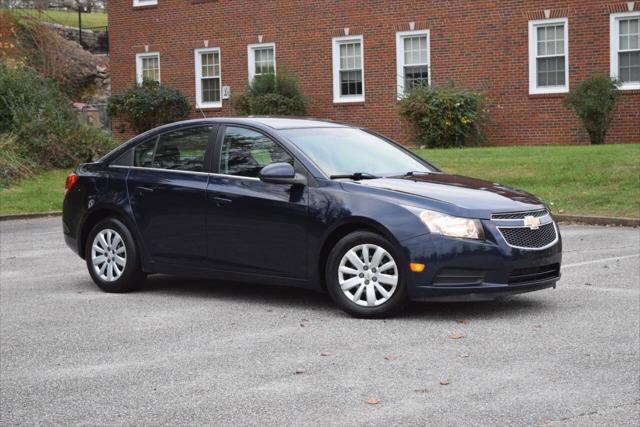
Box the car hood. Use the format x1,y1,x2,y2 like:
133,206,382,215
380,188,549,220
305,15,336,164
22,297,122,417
348,173,545,217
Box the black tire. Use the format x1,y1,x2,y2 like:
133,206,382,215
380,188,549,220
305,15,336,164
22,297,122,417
85,217,146,293
325,231,408,318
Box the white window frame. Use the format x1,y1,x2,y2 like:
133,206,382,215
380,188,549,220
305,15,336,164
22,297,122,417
247,42,276,82
610,11,640,90
332,35,365,103
528,18,569,95
396,30,431,99
135,52,160,84
133,0,157,7
194,48,222,109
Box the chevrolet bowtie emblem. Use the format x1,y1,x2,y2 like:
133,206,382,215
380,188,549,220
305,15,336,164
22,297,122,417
523,215,541,230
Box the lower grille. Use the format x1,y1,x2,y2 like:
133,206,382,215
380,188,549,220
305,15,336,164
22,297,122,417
509,263,560,285
498,222,558,249
433,268,486,286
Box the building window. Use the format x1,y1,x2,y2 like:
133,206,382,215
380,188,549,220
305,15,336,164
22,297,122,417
136,52,160,84
248,43,276,82
610,12,640,90
396,30,430,98
133,0,157,7
332,36,365,103
195,48,221,108
528,18,569,94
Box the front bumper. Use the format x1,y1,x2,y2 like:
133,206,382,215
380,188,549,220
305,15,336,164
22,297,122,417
401,222,562,302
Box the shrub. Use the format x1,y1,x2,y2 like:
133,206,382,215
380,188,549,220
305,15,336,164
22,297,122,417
0,64,115,185
563,74,621,145
0,134,36,187
399,85,487,148
232,72,307,116
107,80,192,134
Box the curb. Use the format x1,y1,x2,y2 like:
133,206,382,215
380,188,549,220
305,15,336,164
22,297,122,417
0,211,62,221
0,211,638,227
554,214,639,227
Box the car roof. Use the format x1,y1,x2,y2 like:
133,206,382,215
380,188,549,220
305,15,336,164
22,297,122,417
171,117,350,130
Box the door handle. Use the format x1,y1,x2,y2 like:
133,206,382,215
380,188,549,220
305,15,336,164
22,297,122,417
212,196,232,206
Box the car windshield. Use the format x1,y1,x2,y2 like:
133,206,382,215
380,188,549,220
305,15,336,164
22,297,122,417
281,127,434,178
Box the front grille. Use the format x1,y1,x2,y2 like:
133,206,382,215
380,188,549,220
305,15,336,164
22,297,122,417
498,222,557,249
492,209,549,220
509,263,560,285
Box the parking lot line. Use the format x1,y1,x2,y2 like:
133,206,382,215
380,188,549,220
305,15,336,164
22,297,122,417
561,254,639,269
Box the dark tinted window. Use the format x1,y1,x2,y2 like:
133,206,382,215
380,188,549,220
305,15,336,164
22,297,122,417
220,127,292,177
152,127,212,172
134,138,156,168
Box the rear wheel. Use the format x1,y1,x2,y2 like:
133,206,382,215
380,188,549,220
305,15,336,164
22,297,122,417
326,231,408,318
85,218,145,293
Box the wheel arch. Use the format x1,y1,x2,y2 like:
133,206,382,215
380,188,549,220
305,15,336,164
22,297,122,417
317,217,403,291
78,206,140,261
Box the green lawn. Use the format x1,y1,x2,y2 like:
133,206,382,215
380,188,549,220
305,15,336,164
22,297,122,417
0,169,71,215
10,9,108,28
1,145,639,218
417,144,640,218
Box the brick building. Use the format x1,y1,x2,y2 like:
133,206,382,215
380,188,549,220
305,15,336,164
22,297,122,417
109,0,640,145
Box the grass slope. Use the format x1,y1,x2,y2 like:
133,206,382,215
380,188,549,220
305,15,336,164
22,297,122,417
11,9,108,28
1,145,638,218
0,169,70,215
417,144,640,218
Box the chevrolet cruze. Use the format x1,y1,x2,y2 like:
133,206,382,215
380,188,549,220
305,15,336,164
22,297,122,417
63,118,562,318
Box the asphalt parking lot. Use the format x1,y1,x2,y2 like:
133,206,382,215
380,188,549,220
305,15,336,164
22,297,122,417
1,218,639,426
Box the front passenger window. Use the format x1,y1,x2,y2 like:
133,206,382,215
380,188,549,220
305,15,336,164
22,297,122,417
220,127,293,177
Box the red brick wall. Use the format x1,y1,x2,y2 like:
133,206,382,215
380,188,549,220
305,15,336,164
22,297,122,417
108,0,640,145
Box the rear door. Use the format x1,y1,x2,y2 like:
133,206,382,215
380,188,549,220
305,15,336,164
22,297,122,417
126,125,216,266
205,125,309,278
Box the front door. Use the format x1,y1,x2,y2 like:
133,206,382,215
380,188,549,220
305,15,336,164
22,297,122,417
206,125,309,278
127,125,215,266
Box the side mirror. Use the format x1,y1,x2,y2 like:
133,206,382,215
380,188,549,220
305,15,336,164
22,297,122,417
259,162,307,185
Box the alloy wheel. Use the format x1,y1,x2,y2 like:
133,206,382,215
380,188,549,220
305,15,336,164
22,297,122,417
91,228,127,282
338,243,398,307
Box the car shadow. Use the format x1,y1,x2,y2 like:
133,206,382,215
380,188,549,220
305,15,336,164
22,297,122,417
136,274,553,320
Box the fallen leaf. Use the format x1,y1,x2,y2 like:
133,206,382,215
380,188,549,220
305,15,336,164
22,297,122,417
414,388,430,394
320,351,335,357
439,379,450,386
448,333,466,340
384,355,399,361
294,368,306,374
584,282,593,286
300,323,306,327
366,397,381,405
457,319,470,324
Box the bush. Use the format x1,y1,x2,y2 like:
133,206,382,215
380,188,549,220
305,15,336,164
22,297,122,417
399,85,487,148
0,64,115,186
563,74,621,145
232,72,307,116
107,80,192,134
0,134,36,187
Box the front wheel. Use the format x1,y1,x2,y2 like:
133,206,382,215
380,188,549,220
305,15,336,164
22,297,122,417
326,231,408,318
85,218,146,293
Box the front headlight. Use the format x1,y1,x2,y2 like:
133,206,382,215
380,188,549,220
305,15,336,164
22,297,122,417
418,210,485,240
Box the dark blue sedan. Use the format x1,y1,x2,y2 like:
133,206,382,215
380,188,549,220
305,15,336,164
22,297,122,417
63,118,562,318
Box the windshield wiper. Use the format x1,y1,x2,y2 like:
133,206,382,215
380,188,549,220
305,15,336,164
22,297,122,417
330,172,379,181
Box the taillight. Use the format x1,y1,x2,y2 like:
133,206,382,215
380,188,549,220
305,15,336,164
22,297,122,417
64,173,79,195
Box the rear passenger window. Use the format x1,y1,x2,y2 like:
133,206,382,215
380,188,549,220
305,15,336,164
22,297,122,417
133,126,212,172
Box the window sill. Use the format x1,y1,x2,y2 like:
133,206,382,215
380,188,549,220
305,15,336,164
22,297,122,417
132,5,158,10
619,85,640,92
528,92,566,99
333,98,365,105
196,104,223,110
